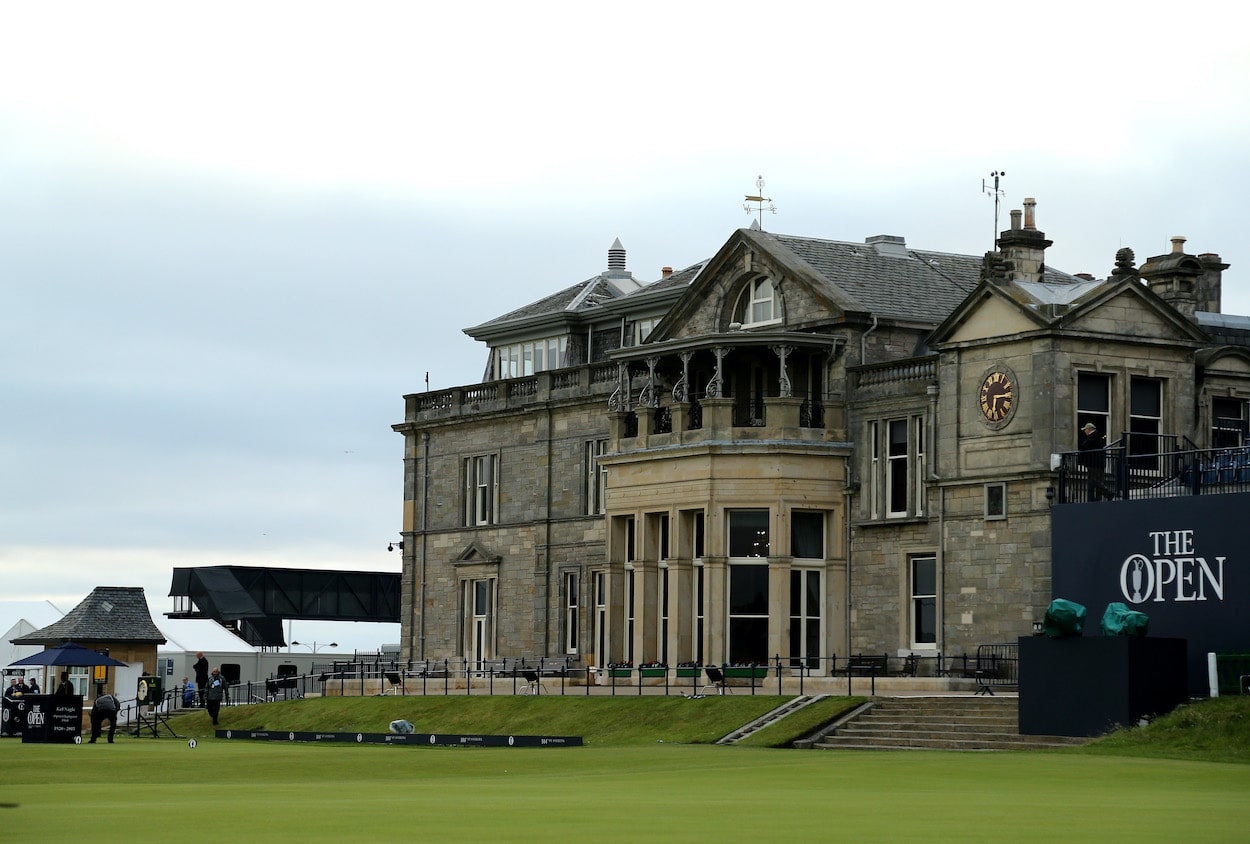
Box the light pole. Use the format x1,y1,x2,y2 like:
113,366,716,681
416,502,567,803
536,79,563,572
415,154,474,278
291,641,338,654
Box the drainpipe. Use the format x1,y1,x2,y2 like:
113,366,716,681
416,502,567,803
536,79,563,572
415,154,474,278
844,456,854,657
419,431,430,661
927,384,944,656
543,404,553,655
860,315,879,365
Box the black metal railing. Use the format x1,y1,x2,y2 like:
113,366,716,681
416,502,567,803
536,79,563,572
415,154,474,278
1057,440,1250,503
185,650,1019,702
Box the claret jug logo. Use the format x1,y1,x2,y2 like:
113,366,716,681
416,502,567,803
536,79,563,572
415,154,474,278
1121,529,1225,604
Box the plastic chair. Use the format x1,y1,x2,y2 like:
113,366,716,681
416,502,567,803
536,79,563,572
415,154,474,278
384,672,404,695
520,670,546,696
700,666,731,695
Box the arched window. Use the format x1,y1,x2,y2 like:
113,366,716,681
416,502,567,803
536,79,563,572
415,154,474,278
734,278,780,326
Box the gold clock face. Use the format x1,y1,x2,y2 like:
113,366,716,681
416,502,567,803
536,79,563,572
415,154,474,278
979,371,1015,423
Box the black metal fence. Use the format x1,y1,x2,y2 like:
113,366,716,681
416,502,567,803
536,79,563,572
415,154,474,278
1057,441,1250,503
177,651,1016,704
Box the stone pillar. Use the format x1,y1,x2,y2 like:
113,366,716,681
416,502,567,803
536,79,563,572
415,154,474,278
769,557,791,665
701,397,735,435
634,406,655,447
703,556,728,665
667,557,694,664
766,395,803,437
634,558,660,663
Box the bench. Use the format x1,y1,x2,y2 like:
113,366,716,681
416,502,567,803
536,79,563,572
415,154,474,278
844,654,888,675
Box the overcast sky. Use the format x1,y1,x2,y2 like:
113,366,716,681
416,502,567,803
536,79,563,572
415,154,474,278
3,2,1248,651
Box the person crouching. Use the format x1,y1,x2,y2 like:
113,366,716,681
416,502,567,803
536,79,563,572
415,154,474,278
89,692,121,744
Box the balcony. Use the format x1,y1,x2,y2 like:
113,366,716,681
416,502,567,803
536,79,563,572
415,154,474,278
1056,440,1250,503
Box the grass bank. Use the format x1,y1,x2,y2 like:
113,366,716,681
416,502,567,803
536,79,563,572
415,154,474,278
169,693,837,746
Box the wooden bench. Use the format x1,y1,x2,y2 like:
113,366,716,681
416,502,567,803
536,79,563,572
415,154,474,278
844,654,888,675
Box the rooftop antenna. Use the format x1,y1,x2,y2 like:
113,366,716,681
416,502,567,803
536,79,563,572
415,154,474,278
981,170,1006,250
743,175,777,229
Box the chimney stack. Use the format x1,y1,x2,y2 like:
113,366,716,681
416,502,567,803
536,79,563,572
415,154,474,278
661,266,673,279
996,198,1052,283
1140,236,1229,319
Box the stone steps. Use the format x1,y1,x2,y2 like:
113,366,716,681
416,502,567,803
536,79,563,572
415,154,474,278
810,696,1086,752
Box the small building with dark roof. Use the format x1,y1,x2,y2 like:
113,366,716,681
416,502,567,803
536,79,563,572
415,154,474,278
12,586,165,697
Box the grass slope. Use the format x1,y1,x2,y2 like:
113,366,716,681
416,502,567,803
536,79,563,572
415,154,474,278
170,694,799,745
1080,695,1250,764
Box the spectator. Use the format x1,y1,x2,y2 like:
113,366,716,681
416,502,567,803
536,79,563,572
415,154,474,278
1079,422,1107,500
26,676,39,695
3,678,19,699
205,667,227,726
193,652,209,706
55,671,75,696
182,677,196,707
89,691,120,743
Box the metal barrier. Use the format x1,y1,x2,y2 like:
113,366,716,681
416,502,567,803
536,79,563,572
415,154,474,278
972,643,1019,695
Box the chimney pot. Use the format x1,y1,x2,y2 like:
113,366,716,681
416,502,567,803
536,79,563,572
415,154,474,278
661,267,673,279
1023,197,1037,231
1171,236,1187,254
1010,209,1022,231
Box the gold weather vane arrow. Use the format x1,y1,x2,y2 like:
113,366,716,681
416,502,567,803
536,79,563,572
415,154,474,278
744,175,777,229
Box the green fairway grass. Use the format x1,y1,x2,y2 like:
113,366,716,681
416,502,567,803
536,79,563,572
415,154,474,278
4,739,1249,842
5,695,1249,841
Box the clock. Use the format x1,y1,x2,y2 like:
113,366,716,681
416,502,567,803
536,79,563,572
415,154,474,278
978,369,1016,425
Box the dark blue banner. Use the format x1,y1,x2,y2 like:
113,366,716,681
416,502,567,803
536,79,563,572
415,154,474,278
1052,492,1250,693
216,729,582,747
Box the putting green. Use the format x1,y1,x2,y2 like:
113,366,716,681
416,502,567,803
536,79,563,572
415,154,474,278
4,739,1249,841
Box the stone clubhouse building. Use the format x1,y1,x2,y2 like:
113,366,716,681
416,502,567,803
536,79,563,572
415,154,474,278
391,199,1248,679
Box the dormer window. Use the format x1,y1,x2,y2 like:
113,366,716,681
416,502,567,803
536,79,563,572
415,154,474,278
734,277,781,327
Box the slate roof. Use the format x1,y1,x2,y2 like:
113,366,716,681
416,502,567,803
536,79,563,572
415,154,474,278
766,233,1083,324
1197,312,1250,348
467,264,700,334
11,586,166,645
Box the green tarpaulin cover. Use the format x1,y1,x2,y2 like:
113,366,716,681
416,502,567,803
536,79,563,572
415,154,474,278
1100,601,1149,636
1043,598,1086,638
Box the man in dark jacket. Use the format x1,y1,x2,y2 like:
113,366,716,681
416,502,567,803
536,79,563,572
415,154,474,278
1079,422,1107,500
89,692,120,743
193,652,209,706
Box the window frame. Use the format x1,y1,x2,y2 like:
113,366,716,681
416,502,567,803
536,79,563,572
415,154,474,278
563,571,579,655
464,453,499,526
734,277,782,328
1077,371,1112,446
586,439,608,515
909,554,937,649
985,482,1007,520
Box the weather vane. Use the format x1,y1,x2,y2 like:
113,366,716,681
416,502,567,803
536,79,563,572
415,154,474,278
744,175,777,228
981,170,1006,250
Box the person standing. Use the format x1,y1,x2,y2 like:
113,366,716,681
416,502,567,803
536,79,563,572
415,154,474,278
89,691,120,743
55,671,75,696
205,667,226,726
1079,422,1107,500
26,676,39,695
192,652,209,706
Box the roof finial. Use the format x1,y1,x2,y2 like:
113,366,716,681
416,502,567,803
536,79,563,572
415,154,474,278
743,175,777,230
